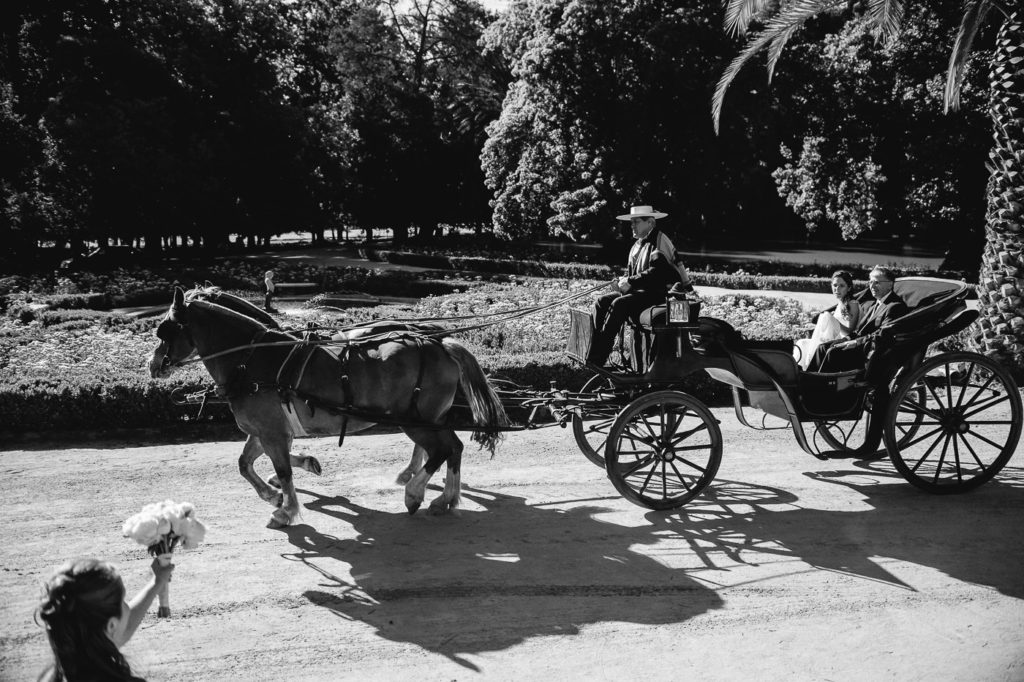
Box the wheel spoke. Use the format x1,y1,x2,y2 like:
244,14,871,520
952,431,963,484
902,424,946,450
956,432,988,471
637,461,657,496
615,448,658,457
953,362,976,410
638,414,661,444
932,433,952,485
661,460,668,499
903,398,944,423
667,459,694,491
623,423,656,447
960,371,998,412
909,428,947,473
963,429,1009,451
668,421,710,446
894,419,939,428
673,443,714,453
961,392,1010,420
677,457,708,474
925,381,951,411
619,453,656,476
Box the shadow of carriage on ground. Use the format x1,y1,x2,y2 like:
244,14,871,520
277,465,1024,668
647,461,1024,598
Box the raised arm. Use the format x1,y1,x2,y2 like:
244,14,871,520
113,557,174,648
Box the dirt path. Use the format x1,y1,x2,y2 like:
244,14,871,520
2,416,1022,681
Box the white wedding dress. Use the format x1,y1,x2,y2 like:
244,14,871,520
794,301,852,370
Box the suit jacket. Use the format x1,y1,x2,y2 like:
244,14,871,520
849,289,908,348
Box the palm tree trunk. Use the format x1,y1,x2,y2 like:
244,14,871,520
972,12,1024,370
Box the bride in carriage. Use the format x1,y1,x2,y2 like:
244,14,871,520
794,270,861,370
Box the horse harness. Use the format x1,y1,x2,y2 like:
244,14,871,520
215,328,436,445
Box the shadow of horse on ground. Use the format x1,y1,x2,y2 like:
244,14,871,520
278,486,726,669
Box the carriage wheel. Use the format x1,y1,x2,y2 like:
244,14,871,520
884,352,1022,494
604,391,722,510
572,373,626,467
815,380,926,459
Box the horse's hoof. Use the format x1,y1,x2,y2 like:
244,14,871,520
395,471,413,485
406,499,421,515
427,499,451,515
267,508,291,528
307,457,322,476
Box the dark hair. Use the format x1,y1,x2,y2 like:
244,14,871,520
831,270,854,301
36,559,143,682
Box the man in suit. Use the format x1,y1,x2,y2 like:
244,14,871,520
810,265,909,373
585,204,693,368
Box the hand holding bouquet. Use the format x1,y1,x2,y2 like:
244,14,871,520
122,500,206,617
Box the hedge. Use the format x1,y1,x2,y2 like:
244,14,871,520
0,349,738,434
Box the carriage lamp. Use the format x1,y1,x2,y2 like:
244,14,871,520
668,297,699,325
667,297,689,324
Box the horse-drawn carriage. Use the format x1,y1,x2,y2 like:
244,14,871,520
157,277,1021,523
562,277,1022,510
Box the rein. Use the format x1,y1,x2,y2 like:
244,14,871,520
173,281,609,365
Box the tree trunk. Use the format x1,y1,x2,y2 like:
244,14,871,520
972,12,1024,369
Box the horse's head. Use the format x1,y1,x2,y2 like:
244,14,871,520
149,288,197,378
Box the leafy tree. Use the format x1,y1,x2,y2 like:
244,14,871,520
0,0,348,254
758,10,989,244
327,0,506,242
713,0,1024,365
481,0,806,245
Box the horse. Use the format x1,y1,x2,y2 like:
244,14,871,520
181,288,444,486
148,287,509,527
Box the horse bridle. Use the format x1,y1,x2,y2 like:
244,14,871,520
155,315,196,370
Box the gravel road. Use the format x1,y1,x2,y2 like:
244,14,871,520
1,415,1022,681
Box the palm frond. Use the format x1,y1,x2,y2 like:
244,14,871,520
866,0,905,43
944,0,994,112
723,0,774,36
766,24,801,82
713,0,845,133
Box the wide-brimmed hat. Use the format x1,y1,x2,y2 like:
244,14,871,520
617,205,668,220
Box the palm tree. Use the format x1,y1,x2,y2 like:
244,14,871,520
712,1,1024,369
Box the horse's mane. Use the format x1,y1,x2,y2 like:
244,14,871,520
184,296,296,340
185,287,281,329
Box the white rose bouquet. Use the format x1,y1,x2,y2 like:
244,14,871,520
122,500,207,617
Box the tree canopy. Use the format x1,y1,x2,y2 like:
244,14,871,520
0,0,996,261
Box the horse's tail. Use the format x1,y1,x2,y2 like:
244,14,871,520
441,338,509,455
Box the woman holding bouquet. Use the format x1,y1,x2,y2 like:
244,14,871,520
35,557,174,681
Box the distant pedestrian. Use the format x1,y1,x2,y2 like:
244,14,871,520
264,269,277,313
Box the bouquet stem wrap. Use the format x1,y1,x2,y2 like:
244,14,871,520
156,552,173,618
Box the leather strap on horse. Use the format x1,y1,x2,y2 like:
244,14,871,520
338,343,353,447
409,336,426,420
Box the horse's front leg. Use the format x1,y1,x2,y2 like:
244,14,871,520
262,434,301,528
395,444,426,485
238,435,282,507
